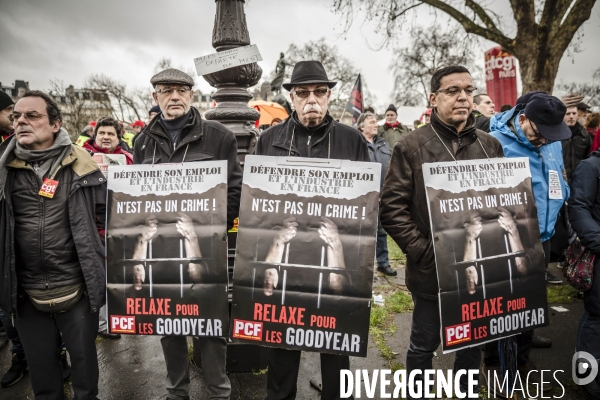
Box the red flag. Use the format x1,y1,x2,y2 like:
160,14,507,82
345,74,363,124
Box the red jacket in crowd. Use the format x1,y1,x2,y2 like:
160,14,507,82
82,138,133,165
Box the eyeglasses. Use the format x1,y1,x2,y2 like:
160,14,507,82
435,86,477,97
293,88,329,98
155,87,191,96
9,111,47,122
528,120,553,146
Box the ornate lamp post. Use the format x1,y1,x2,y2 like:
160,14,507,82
194,0,268,373
203,0,262,163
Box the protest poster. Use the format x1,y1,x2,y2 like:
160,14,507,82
106,161,229,337
423,157,548,353
230,155,380,357
92,153,127,178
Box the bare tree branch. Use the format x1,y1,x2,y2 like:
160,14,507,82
419,0,512,49
552,0,596,53
86,74,148,122
389,26,480,107
48,79,113,141
332,0,596,93
284,38,369,108
464,0,502,35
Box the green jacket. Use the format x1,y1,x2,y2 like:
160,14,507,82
378,123,410,149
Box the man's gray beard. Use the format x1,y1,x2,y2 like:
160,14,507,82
305,119,322,127
166,106,189,119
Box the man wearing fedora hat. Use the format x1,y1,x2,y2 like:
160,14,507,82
255,60,370,400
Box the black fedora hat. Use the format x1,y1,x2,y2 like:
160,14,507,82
282,61,337,91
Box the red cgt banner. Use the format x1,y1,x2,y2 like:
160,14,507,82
485,46,518,108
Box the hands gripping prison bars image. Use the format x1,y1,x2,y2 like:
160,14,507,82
251,217,349,309
442,207,529,303
120,213,210,298
448,207,530,303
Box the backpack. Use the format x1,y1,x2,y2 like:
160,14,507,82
563,237,595,291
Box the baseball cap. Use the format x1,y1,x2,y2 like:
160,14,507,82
524,94,571,141
516,91,546,106
131,120,146,128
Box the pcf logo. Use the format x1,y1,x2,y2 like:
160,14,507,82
445,322,471,346
232,319,263,341
111,315,136,334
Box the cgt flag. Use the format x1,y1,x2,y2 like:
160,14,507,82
344,74,363,124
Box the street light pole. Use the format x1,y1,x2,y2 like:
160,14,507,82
195,0,269,373
203,0,262,164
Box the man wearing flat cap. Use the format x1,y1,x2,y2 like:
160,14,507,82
133,68,242,400
577,101,591,126
483,92,571,394
256,60,369,400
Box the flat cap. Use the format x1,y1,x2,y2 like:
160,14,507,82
150,68,194,88
561,93,584,108
577,101,591,111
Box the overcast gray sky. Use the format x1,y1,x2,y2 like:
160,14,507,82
1,0,599,110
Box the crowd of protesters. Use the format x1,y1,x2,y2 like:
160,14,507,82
0,60,599,400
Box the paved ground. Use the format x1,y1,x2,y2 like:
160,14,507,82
0,263,590,399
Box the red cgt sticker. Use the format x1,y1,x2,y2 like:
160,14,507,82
38,178,59,198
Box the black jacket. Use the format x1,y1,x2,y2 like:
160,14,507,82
380,110,504,300
568,152,600,315
0,144,107,315
568,152,600,256
471,110,490,132
256,112,370,162
133,107,242,229
562,123,591,183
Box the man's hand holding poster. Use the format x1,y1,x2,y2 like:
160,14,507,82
106,161,229,336
230,155,380,357
423,157,548,353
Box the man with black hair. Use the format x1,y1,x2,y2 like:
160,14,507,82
471,93,495,132
378,103,410,148
562,105,591,183
82,116,133,165
0,90,106,399
0,91,74,387
134,68,241,400
381,65,504,398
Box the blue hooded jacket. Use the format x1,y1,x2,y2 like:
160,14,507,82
489,107,569,242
